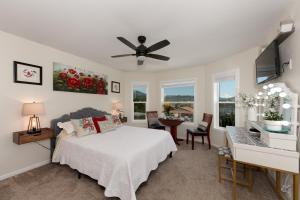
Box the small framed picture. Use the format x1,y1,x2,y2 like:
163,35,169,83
14,61,43,85
111,81,120,93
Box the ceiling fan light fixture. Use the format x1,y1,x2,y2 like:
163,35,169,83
112,36,170,66
137,56,145,61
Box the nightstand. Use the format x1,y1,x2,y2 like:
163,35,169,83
13,128,54,145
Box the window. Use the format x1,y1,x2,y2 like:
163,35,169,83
214,71,238,129
132,83,148,121
161,80,195,122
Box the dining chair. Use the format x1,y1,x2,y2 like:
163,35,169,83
146,111,165,130
186,113,213,149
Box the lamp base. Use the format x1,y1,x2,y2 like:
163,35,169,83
27,115,41,135
27,129,42,135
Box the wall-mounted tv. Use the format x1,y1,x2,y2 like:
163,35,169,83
256,40,281,84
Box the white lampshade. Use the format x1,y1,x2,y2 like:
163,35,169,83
280,20,295,33
22,102,45,116
112,101,122,110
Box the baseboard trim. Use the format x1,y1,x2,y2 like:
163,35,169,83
0,160,50,181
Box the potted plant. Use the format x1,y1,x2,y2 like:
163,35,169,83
264,111,283,131
163,102,172,117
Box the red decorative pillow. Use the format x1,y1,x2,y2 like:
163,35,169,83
92,116,107,133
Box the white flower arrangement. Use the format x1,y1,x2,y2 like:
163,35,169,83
236,93,256,108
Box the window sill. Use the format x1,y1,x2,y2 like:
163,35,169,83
214,126,227,132
131,120,147,124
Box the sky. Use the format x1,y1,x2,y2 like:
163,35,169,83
164,86,194,96
219,79,235,98
134,85,147,94
134,81,235,98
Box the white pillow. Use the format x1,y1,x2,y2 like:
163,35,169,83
197,121,208,132
57,121,75,135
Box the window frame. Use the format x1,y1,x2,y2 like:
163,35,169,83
160,79,197,124
131,82,149,123
213,69,239,130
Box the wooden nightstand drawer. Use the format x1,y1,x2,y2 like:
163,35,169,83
13,128,54,145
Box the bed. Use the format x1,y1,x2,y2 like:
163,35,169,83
50,108,177,200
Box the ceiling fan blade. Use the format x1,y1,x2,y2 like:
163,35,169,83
111,54,135,58
137,60,144,65
146,39,170,53
117,37,137,50
146,54,170,61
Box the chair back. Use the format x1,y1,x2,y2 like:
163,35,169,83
146,111,160,128
202,113,213,134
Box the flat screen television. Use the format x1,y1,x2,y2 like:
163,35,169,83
256,40,280,84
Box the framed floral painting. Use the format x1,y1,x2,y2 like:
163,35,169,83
53,62,108,95
14,61,42,85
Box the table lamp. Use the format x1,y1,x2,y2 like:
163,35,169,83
22,102,45,134
111,101,123,117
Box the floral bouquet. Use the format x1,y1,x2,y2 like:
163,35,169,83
236,93,256,108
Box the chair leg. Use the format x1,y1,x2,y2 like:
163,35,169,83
218,155,222,183
192,134,194,150
186,131,189,144
202,136,204,144
207,135,211,149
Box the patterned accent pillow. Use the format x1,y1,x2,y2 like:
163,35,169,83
92,116,107,133
197,121,208,132
147,112,160,126
98,119,115,133
109,115,123,127
71,117,97,137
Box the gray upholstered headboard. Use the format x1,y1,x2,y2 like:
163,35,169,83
50,107,110,158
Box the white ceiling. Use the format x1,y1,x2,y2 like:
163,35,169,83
0,0,292,71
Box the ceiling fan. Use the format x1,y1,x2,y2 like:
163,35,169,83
111,36,170,65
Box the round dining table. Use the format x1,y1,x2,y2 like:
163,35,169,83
158,118,184,145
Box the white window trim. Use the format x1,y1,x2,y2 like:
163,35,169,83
212,69,240,130
160,78,197,124
131,82,149,123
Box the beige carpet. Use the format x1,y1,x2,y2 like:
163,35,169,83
0,143,278,200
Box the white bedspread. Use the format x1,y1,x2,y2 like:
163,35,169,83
52,125,177,200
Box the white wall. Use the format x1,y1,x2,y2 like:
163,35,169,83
262,2,300,199
155,66,206,141
123,67,206,140
2,3,300,192
0,31,123,179
203,47,259,146
123,71,158,127
124,47,259,147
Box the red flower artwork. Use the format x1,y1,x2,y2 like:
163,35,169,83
97,79,105,94
68,69,77,74
23,69,36,78
82,77,93,89
59,72,68,80
67,77,80,89
74,74,80,79
53,63,108,95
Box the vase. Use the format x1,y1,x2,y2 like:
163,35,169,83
264,120,283,131
247,107,257,121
